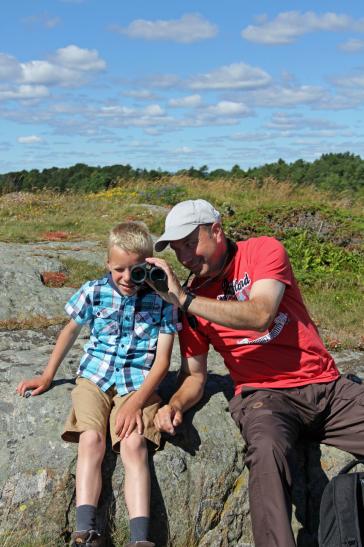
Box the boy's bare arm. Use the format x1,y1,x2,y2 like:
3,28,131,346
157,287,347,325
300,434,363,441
115,332,174,439
16,319,82,397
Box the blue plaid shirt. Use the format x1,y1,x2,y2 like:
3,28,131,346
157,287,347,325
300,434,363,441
65,275,181,396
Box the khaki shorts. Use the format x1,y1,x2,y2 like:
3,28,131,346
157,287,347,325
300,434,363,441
61,377,161,452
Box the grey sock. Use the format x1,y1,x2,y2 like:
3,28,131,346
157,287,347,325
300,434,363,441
130,516,149,542
76,504,97,531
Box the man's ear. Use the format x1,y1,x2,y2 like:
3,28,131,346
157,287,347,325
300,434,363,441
211,222,223,240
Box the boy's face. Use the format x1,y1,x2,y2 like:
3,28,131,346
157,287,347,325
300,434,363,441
107,245,145,296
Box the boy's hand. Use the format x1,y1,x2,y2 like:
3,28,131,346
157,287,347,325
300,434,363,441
115,396,144,440
16,375,52,397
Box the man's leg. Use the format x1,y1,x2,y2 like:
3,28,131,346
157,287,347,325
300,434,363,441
319,376,364,455
230,390,302,547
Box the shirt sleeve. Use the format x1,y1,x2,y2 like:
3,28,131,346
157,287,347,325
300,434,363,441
159,301,183,334
178,313,210,357
251,237,293,286
64,283,93,325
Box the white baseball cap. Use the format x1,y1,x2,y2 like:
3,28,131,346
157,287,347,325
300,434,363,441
155,199,221,252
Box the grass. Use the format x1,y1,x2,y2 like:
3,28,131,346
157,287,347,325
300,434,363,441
0,316,67,331
0,178,363,348
59,257,107,287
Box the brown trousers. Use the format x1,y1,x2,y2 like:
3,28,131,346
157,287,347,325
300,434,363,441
229,376,364,547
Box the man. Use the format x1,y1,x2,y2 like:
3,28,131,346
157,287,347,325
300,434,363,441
146,199,364,547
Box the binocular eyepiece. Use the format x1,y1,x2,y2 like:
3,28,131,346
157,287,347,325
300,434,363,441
130,262,168,292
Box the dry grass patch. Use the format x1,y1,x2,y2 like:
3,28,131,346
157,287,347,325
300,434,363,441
0,316,67,331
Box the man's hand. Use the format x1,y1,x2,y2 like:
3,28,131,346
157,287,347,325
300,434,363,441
145,257,185,307
154,404,183,435
115,396,144,440
16,374,52,397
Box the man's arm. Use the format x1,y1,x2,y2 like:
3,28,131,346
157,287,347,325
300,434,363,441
146,256,286,332
185,278,286,331
154,352,208,435
16,319,82,396
115,332,175,439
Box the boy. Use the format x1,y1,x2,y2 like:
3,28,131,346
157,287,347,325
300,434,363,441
17,222,181,547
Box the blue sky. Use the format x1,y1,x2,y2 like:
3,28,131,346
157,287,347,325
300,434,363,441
1,0,364,173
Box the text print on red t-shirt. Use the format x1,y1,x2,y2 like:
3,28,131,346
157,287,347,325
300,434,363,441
218,273,251,301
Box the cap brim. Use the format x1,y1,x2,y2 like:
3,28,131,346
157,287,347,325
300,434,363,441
154,223,198,252
154,239,169,252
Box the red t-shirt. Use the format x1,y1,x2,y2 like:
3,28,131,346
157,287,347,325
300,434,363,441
179,237,339,395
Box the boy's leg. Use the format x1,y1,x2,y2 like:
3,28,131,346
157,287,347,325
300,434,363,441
77,430,106,507
62,378,111,535
110,391,161,545
120,433,150,528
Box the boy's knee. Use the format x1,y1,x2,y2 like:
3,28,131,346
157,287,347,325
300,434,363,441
121,433,147,462
79,430,106,455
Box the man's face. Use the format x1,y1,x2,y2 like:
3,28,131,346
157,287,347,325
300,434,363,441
170,224,224,277
107,246,144,296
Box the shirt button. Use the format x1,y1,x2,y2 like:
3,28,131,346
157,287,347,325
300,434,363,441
125,316,130,321
116,368,120,372
121,344,125,348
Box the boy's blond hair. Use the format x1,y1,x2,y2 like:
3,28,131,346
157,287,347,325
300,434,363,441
108,221,153,258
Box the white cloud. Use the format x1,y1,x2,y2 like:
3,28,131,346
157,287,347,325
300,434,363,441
4,45,107,89
206,101,250,116
189,62,271,90
111,13,218,44
17,135,43,144
169,94,202,107
144,104,165,116
0,84,49,101
230,131,275,142
266,112,345,131
0,45,106,102
241,11,363,45
339,39,364,52
123,89,158,100
0,54,22,81
245,84,326,107
21,61,75,85
97,102,171,129
173,146,193,154
333,72,364,89
174,100,252,129
52,45,106,72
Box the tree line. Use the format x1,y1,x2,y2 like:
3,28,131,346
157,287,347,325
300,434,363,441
0,152,363,195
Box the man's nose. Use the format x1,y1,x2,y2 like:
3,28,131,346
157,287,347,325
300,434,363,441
178,248,192,263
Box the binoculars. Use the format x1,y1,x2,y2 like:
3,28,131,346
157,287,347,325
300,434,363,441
130,262,168,292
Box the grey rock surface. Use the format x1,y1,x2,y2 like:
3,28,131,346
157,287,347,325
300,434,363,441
0,241,363,546
0,241,105,320
0,322,363,546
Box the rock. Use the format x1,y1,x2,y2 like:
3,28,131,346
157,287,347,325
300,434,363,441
0,241,363,546
0,323,363,546
0,241,105,321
